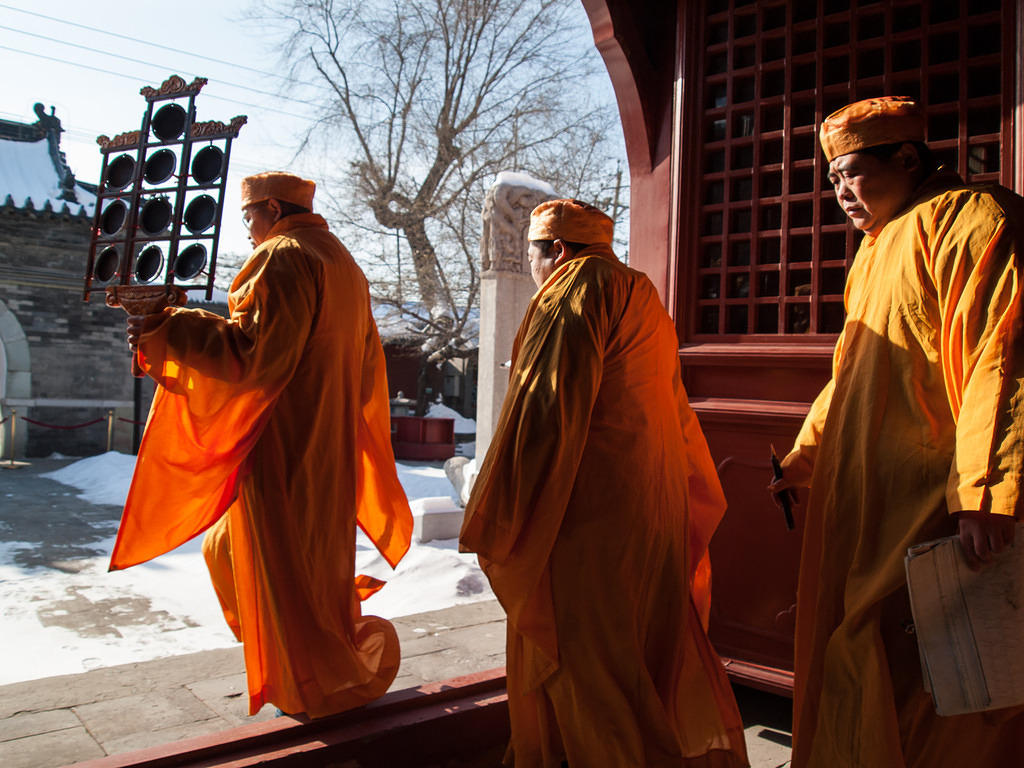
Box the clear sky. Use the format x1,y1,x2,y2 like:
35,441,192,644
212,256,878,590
1,0,622,264
1,0,320,257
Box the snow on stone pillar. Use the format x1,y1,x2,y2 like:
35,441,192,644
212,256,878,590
475,173,555,465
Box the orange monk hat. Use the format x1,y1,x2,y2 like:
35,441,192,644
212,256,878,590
819,96,926,162
240,172,316,209
528,199,614,245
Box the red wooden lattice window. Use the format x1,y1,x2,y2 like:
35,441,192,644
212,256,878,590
692,0,1014,339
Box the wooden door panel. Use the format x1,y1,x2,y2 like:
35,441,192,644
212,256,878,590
681,344,833,402
696,400,810,675
675,0,1019,691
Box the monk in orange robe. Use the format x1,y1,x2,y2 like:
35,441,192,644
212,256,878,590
112,172,412,718
770,97,1024,766
461,199,749,767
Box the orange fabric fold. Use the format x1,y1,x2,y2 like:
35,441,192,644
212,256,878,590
110,213,412,718
461,246,748,768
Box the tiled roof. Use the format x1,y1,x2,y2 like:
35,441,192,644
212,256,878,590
373,302,479,347
0,103,95,218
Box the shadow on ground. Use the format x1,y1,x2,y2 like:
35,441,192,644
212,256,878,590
0,458,121,571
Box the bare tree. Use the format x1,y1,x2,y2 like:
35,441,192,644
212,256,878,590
253,0,625,412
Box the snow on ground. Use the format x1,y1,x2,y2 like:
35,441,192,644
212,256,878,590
0,452,493,685
356,532,490,619
0,535,236,684
426,402,477,433
41,451,136,506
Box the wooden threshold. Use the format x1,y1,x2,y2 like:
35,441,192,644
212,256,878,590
65,657,794,766
722,656,794,698
68,668,509,768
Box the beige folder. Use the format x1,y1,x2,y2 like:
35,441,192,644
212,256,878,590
905,524,1024,716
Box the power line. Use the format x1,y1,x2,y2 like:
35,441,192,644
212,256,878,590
0,44,316,122
0,108,298,173
4,108,278,152
0,1,289,84
0,23,322,108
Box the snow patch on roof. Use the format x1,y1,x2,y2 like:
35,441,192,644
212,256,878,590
0,136,95,217
372,302,479,345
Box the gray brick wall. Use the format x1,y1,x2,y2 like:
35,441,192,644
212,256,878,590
0,207,219,458
0,204,151,456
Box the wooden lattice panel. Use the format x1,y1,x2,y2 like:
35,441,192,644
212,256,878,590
692,0,1013,338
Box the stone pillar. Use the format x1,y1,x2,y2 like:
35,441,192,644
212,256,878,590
447,175,554,509
475,177,554,465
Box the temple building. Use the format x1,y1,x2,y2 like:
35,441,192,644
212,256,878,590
0,103,142,457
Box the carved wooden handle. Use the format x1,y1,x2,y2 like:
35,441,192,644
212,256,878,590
105,285,188,378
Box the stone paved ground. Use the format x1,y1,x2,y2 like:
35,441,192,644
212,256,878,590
0,600,791,768
0,458,122,570
0,601,508,768
0,459,791,767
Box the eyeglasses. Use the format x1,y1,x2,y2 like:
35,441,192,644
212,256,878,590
241,203,264,229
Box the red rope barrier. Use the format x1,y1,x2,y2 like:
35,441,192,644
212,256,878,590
19,416,105,430
117,417,148,426
0,415,8,426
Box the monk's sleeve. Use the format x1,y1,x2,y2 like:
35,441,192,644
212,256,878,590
110,242,319,569
355,306,413,570
139,242,317,396
461,261,612,565
781,330,844,485
927,194,1024,517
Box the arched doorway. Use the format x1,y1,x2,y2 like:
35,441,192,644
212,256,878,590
0,299,31,458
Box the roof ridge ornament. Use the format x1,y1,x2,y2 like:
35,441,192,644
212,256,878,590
139,75,208,102
190,115,248,140
95,131,143,151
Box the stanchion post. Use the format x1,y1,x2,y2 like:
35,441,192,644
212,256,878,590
133,376,142,454
106,409,115,453
8,408,15,466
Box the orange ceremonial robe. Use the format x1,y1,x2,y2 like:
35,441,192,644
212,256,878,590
461,245,748,768
109,213,412,718
783,171,1024,767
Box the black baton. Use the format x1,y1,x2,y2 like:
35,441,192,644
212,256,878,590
770,445,795,531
